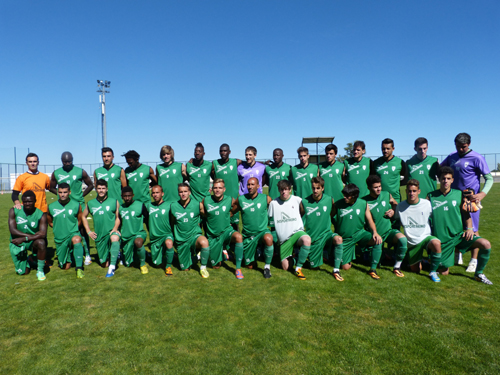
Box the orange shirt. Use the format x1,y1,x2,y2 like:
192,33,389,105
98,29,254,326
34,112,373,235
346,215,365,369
13,172,51,212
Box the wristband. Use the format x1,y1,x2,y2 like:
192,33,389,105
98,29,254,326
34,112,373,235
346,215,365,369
465,227,473,230
26,236,29,241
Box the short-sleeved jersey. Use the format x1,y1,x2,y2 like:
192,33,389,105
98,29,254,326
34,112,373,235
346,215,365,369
11,207,44,239
333,198,367,238
238,193,268,237
125,164,152,204
170,198,202,243
319,161,345,202
87,197,118,241
203,195,232,237
268,195,304,244
291,163,319,199
186,160,212,203
373,156,405,202
54,166,85,205
344,156,372,197
95,164,124,202
362,191,391,237
146,201,172,241
265,162,292,199
302,194,333,242
213,159,239,199
156,162,184,203
49,199,80,243
13,172,51,212
238,162,266,195
428,189,463,243
441,150,491,193
119,200,146,241
406,155,439,198
396,199,432,247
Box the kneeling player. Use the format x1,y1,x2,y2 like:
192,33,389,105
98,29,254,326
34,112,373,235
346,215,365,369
82,179,121,277
300,177,344,281
8,190,48,280
48,183,85,278
428,167,492,284
363,175,408,277
268,180,312,280
332,184,383,279
396,180,442,282
170,183,211,278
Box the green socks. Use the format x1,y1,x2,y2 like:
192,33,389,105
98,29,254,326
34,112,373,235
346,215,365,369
74,243,84,268
429,251,442,273
37,259,45,273
200,247,210,266
333,243,343,269
234,242,243,269
395,237,408,262
475,248,491,275
138,246,146,267
296,245,311,268
110,241,120,266
264,245,273,266
165,247,175,268
370,243,382,270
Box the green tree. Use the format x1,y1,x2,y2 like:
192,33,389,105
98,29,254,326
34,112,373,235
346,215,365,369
337,141,358,163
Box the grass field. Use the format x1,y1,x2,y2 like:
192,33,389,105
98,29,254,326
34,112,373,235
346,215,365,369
1,187,499,374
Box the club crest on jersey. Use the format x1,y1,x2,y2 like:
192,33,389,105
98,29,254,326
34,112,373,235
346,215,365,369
203,169,207,174
392,166,396,171
140,173,144,178
31,222,36,227
106,206,110,211
131,211,135,216
356,209,360,215
452,201,457,206
382,201,386,207
73,175,77,180
310,173,313,178
464,162,469,168
162,209,166,214
190,213,194,218
323,206,327,212
222,206,226,212
336,169,339,174
230,165,233,170
173,169,177,174
427,165,431,170
111,173,115,177
362,166,366,170
282,171,285,176
69,209,73,215
257,203,261,209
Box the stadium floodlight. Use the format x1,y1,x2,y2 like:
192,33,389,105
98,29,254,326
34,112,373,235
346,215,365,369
96,80,111,148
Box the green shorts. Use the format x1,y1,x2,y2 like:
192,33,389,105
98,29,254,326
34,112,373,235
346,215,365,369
280,231,307,261
121,231,147,267
440,233,480,268
9,240,34,275
407,235,440,266
342,230,372,265
309,232,339,268
208,227,235,266
95,232,121,264
381,229,400,245
55,232,82,267
242,230,271,265
230,214,240,225
175,235,201,270
150,234,174,266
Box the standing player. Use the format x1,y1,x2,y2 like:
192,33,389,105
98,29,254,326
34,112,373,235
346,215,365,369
406,137,439,199
47,183,85,278
118,186,149,274
343,141,375,198
441,133,494,272
123,150,157,204
183,143,212,203
428,167,492,284
373,139,408,203
264,148,292,200
290,147,319,199
82,180,121,277
12,153,53,213
8,190,48,280
362,175,408,277
94,147,127,202
395,180,442,282
147,185,175,277
231,177,274,278
332,184,383,279
200,179,244,278
156,145,186,203
238,146,266,195
170,183,211,277
300,177,344,280
319,144,345,202
268,180,311,280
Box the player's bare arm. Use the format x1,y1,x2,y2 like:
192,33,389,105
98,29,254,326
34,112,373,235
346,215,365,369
81,205,97,240
77,205,82,227
365,206,382,244
230,199,241,215
299,201,305,217
9,210,47,245
149,167,158,185
199,199,206,217
82,170,94,197
385,194,397,218
111,201,121,235
49,172,59,195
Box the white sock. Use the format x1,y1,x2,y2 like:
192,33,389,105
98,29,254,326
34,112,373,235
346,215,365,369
264,264,270,269
469,258,477,265
108,265,115,271
200,265,206,270
394,261,402,269
333,268,339,273
295,266,301,272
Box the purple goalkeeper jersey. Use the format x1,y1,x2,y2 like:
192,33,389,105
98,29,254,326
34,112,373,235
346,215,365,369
441,150,490,193
238,161,266,195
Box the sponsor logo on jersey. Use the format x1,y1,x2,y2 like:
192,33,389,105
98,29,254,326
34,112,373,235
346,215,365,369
368,202,378,210
16,217,28,224
159,169,170,177
339,208,353,217
190,167,200,174
120,210,129,218
216,165,227,173
432,200,448,210
91,206,102,215
58,174,70,181
207,204,219,212
242,202,254,210
296,172,308,179
405,217,426,229
377,166,388,172
410,164,423,174
276,212,297,224
30,182,45,192
175,212,186,219
306,206,318,216
321,168,331,176
97,173,108,179
127,172,137,179
348,165,359,172
149,207,160,214
52,208,66,217
269,170,280,178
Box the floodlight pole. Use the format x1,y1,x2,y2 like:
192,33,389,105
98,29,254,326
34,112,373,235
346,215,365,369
97,80,111,148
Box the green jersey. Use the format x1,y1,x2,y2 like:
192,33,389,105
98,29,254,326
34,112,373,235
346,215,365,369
362,191,391,237
373,156,406,202
170,198,202,243
302,194,333,242
11,207,44,239
291,163,319,199
319,161,345,202
407,155,439,199
49,199,80,243
333,198,367,238
146,201,172,241
428,189,463,243
156,162,184,203
125,164,152,204
343,157,372,197
94,164,123,202
238,193,268,237
203,195,232,237
87,197,118,241
186,160,212,202
213,159,239,199
265,162,291,199
119,200,146,241
54,166,84,205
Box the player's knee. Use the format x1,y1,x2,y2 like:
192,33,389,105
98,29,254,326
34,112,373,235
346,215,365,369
134,238,143,248
439,268,449,275
72,236,81,244
110,235,120,242
165,239,173,248
33,239,46,250
334,236,343,245
233,232,243,243
301,235,311,247
478,239,491,250
263,234,273,246
199,237,209,248
341,263,351,270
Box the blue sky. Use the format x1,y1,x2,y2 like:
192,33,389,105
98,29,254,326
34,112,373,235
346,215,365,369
1,0,499,167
